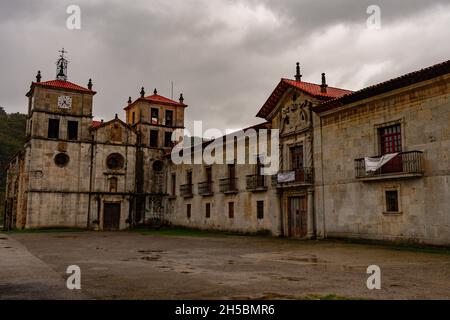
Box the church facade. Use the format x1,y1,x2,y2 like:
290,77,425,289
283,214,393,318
4,53,450,246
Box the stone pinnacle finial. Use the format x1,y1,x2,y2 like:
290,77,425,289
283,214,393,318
295,62,302,82
140,87,145,98
321,73,328,93
128,96,132,104
36,70,41,83
154,88,157,95
87,78,93,90
179,93,184,104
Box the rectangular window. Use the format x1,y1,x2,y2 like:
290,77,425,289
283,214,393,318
379,124,402,154
186,171,192,185
205,203,211,218
48,119,60,139
171,173,176,196
228,202,234,219
67,121,78,140
164,131,172,147
385,190,399,212
187,204,191,219
150,130,158,147
165,110,173,127
151,108,159,124
257,201,264,219
290,145,304,170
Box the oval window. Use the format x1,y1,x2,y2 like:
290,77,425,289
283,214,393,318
54,153,70,167
106,153,124,170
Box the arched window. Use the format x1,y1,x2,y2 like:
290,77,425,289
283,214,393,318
106,153,124,170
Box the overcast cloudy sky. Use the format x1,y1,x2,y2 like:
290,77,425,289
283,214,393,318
1,0,449,133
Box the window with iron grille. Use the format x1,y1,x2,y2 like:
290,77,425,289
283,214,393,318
186,204,191,219
257,201,264,219
385,190,399,212
228,202,234,218
205,203,211,218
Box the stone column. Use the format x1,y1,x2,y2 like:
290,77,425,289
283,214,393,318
307,189,314,239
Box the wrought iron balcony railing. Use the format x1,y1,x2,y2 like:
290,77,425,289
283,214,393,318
198,181,214,196
271,168,314,186
180,183,193,197
355,151,423,179
219,178,238,193
246,174,267,191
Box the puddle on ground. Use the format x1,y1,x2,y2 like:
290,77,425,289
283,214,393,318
138,249,164,254
141,255,161,261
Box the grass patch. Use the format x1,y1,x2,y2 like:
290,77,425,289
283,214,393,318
326,237,450,255
3,227,87,234
132,226,269,238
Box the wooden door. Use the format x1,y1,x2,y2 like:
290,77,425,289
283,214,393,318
288,196,307,238
103,203,120,230
379,124,402,173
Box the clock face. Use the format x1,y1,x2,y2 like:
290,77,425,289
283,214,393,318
57,95,72,109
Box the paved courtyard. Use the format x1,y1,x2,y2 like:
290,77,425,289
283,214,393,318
0,230,449,300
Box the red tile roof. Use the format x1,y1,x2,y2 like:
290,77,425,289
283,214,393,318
92,120,102,128
256,78,352,119
315,59,450,113
144,94,185,106
33,80,95,94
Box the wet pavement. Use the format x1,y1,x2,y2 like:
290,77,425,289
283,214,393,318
1,231,449,299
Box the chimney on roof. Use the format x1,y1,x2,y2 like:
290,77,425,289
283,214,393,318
140,87,145,98
36,70,41,83
321,73,328,93
154,88,158,95
128,96,132,104
295,62,302,82
87,78,93,90
179,93,184,104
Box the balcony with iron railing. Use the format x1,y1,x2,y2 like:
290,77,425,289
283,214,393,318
219,178,238,194
198,181,214,196
246,174,267,191
355,151,423,181
180,183,193,197
271,167,314,187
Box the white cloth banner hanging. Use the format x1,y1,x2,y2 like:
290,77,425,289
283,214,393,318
277,171,295,182
364,153,399,172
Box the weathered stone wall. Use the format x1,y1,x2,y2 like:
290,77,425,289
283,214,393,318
314,75,450,245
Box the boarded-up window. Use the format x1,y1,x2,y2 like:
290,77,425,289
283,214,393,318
228,202,234,219
109,177,118,192
257,200,264,219
187,204,191,219
150,130,158,147
48,119,60,139
111,123,122,142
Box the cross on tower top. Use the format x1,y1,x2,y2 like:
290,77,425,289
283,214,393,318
56,48,69,81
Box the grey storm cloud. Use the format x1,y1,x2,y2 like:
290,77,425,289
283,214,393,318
0,0,449,134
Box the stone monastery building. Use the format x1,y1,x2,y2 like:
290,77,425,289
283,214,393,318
4,52,450,246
